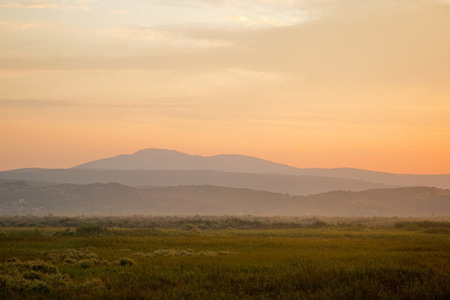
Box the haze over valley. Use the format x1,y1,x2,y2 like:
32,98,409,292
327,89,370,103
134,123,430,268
2,2,450,299
1,0,450,217
1,149,449,217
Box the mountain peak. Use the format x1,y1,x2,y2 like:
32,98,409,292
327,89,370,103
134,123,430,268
134,148,191,156
73,148,301,174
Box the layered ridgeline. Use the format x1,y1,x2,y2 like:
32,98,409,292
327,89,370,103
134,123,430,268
74,149,450,189
1,180,449,217
1,149,449,195
74,149,303,174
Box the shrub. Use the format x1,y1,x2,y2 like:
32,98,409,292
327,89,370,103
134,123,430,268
310,220,328,228
119,258,135,267
74,278,105,292
76,224,107,236
30,261,58,274
1,259,66,296
0,258,105,298
395,221,450,231
44,248,102,266
53,228,75,237
423,227,450,234
185,223,201,233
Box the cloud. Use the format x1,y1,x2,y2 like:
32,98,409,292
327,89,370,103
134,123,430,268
0,0,55,9
147,0,294,7
0,99,74,108
227,15,249,23
146,0,313,28
113,27,166,42
0,20,47,30
0,97,202,110
0,0,91,11
0,0,448,91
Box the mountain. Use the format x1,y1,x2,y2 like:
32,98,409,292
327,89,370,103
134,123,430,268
72,148,450,189
1,149,449,193
0,169,391,196
3,149,449,217
1,181,449,217
74,148,303,174
291,168,450,189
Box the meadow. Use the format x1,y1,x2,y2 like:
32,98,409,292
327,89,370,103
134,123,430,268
1,216,449,299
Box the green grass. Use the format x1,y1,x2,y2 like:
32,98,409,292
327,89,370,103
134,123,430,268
1,221,450,299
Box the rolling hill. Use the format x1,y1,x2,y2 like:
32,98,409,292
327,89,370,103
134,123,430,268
73,148,303,174
0,169,392,196
73,148,450,188
1,149,449,194
1,180,449,217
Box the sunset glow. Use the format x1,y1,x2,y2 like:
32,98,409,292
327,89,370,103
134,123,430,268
1,0,449,174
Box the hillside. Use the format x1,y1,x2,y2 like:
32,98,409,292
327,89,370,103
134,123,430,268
0,169,391,196
1,149,450,193
73,148,303,174
73,148,450,189
1,181,449,217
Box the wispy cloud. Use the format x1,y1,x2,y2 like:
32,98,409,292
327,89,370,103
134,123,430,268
0,97,201,110
113,27,166,42
148,0,295,7
0,20,47,30
109,24,235,50
0,99,74,108
225,14,307,27
0,0,91,11
0,0,55,9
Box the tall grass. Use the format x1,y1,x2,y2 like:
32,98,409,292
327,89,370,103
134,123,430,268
1,220,449,299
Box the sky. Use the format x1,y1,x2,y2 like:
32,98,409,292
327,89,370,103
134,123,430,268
0,0,449,174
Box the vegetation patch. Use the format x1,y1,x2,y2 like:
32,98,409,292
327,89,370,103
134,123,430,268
75,224,108,236
422,227,450,234
132,248,234,258
1,217,449,299
43,248,106,266
395,221,450,231
1,215,449,231
0,258,105,299
118,258,135,266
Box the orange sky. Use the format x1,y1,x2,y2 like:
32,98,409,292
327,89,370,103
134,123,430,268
1,0,450,174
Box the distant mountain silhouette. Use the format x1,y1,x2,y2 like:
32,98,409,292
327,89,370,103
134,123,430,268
72,148,450,189
291,168,450,189
74,148,303,174
1,181,449,217
0,169,391,196
1,149,449,193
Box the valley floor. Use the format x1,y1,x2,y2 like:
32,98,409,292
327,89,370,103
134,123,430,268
1,218,450,299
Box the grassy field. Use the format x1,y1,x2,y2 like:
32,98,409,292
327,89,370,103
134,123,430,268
1,218,450,299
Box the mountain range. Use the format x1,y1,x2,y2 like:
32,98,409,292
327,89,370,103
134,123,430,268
1,148,449,216
1,149,450,191
74,148,450,188
1,180,449,217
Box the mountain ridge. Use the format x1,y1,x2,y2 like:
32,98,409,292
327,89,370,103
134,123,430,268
73,148,304,175
1,148,449,192
0,169,392,196
71,148,450,189
1,180,449,217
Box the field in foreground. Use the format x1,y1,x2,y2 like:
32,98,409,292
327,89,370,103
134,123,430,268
1,218,450,299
